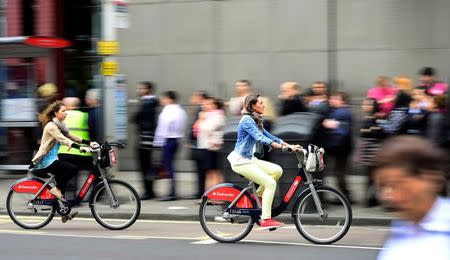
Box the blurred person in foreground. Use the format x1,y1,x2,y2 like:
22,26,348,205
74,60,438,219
153,91,187,201
133,82,159,200
374,136,449,260
278,81,307,116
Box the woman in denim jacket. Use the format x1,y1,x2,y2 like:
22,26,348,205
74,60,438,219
227,94,301,229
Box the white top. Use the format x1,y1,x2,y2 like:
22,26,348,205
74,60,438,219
197,110,226,150
153,104,187,147
377,197,450,260
227,145,257,166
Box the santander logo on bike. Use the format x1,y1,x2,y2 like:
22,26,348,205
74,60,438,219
18,184,38,190
212,192,235,197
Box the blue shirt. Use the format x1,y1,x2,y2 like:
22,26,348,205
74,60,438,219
36,143,60,169
378,197,450,260
233,115,283,159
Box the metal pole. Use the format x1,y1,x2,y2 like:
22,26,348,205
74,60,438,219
102,0,116,143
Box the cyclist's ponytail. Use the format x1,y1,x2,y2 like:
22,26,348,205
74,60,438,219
38,100,64,127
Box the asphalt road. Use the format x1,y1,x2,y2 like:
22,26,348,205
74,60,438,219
0,215,387,260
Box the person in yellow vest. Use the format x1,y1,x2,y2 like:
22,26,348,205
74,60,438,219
58,97,95,199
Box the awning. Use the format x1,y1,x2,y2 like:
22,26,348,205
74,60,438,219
0,36,71,59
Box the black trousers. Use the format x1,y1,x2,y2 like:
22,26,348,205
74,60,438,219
59,154,100,199
192,148,207,198
45,160,78,192
138,147,155,197
326,149,351,198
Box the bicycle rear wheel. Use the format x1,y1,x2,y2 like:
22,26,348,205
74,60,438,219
199,197,254,243
90,180,140,230
293,185,352,244
6,190,55,229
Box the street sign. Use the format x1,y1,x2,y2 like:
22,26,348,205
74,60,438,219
101,61,118,76
97,41,119,55
114,0,129,28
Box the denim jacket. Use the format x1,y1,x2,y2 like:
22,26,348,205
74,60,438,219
233,115,283,159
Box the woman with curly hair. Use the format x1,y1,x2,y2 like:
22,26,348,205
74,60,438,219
32,100,97,222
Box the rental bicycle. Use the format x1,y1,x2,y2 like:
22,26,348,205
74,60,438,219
199,147,352,244
6,141,141,230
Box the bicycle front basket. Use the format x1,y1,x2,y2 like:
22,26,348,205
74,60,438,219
99,144,116,169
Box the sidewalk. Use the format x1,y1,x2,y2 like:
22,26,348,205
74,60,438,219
0,171,397,226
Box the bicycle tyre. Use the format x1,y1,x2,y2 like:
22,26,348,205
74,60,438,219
6,189,55,229
90,180,141,230
199,197,254,243
293,185,352,244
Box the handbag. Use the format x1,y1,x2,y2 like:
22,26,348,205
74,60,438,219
305,144,325,173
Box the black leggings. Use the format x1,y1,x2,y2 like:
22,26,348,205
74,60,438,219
45,160,78,192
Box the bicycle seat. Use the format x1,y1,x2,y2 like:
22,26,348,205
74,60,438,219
29,168,53,178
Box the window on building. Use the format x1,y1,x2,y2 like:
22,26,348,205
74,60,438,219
0,0,5,36
22,0,35,36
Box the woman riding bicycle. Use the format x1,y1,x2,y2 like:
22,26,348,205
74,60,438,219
31,100,97,222
227,94,301,229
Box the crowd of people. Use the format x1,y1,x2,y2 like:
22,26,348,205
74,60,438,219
34,66,447,207
133,66,448,206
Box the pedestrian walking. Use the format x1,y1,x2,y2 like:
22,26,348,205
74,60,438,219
153,91,187,201
133,82,159,200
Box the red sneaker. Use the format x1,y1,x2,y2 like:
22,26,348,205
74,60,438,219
259,218,284,229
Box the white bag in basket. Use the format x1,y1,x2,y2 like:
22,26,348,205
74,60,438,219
305,144,325,172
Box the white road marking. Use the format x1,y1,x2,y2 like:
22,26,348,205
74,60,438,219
0,229,46,235
242,239,383,250
191,239,217,245
167,206,188,210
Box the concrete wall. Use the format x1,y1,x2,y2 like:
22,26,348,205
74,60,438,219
117,0,450,170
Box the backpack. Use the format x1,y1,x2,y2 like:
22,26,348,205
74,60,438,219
305,144,325,172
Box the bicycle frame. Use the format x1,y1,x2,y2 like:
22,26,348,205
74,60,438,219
10,142,123,208
222,151,324,220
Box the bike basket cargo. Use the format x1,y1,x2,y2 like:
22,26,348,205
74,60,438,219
305,144,325,172
99,144,116,168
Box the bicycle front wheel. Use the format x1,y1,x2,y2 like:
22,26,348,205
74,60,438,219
6,190,55,229
293,185,352,244
199,197,254,243
90,180,141,230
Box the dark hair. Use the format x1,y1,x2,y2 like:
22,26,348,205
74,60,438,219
244,94,260,112
163,91,177,102
374,136,447,175
330,91,349,104
197,90,209,100
140,81,155,92
364,97,380,114
237,79,252,86
38,100,65,126
420,67,435,76
213,98,224,110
